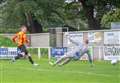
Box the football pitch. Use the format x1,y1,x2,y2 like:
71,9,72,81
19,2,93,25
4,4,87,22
0,58,119,83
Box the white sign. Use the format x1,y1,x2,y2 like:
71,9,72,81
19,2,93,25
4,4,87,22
104,46,120,60
0,48,17,59
104,31,120,60
104,31,120,45
88,32,95,42
88,32,102,43
111,22,120,29
68,32,83,45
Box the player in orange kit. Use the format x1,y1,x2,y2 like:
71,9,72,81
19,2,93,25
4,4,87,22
12,25,38,66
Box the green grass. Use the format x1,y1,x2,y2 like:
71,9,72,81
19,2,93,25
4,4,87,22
0,57,120,83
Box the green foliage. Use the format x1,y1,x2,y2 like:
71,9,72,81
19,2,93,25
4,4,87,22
64,2,88,30
28,48,38,55
101,9,120,28
1,0,65,29
40,48,48,58
1,0,38,28
28,48,48,58
0,35,16,47
64,2,81,19
1,0,120,31
34,0,65,27
0,28,19,33
0,0,88,31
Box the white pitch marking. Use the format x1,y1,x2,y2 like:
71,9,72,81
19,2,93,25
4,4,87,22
16,67,112,77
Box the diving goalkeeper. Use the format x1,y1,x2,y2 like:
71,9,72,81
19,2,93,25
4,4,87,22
49,34,93,66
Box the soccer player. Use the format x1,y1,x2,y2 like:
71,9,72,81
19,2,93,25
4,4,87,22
12,25,38,66
49,34,93,66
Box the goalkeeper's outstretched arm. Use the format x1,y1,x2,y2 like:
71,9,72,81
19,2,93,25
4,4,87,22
67,35,79,46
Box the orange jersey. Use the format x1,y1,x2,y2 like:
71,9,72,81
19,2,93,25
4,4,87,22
12,31,29,46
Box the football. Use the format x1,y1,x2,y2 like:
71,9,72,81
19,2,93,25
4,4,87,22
111,59,118,65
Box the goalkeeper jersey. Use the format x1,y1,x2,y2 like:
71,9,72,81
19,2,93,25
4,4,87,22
68,37,88,53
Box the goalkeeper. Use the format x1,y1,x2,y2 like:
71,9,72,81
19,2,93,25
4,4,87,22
49,34,93,66
12,25,38,66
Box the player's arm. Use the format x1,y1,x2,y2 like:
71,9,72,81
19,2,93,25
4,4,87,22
12,33,17,43
69,37,79,46
66,32,79,45
23,34,30,45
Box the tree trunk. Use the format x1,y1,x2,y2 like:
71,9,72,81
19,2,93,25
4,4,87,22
33,20,43,33
25,12,43,33
84,6,101,30
79,0,101,30
28,13,36,33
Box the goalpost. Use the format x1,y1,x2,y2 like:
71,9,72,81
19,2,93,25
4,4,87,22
48,27,68,62
49,27,68,47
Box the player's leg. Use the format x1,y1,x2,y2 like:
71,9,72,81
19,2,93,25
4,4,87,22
80,49,93,66
58,58,71,66
86,50,93,64
27,53,34,64
12,47,23,62
14,54,22,59
12,54,22,62
77,51,85,60
49,55,68,66
22,45,38,66
27,53,38,66
51,50,75,66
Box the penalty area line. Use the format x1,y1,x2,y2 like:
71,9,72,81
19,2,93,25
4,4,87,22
17,67,112,77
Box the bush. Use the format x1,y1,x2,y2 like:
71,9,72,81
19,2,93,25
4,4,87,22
101,8,120,28
0,36,16,47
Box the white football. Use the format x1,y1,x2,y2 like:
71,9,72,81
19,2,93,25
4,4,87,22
111,59,118,65
65,32,69,36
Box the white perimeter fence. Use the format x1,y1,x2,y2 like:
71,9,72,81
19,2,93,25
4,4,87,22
0,29,120,60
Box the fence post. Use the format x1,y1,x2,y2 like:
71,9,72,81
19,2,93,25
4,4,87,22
98,46,102,61
38,48,41,59
48,47,51,62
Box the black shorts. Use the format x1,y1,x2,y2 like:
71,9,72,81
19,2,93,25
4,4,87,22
17,45,28,56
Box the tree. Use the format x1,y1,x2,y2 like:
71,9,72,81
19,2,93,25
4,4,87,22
1,0,120,32
101,8,120,28
1,0,39,33
1,0,65,33
63,2,88,30
76,0,120,30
